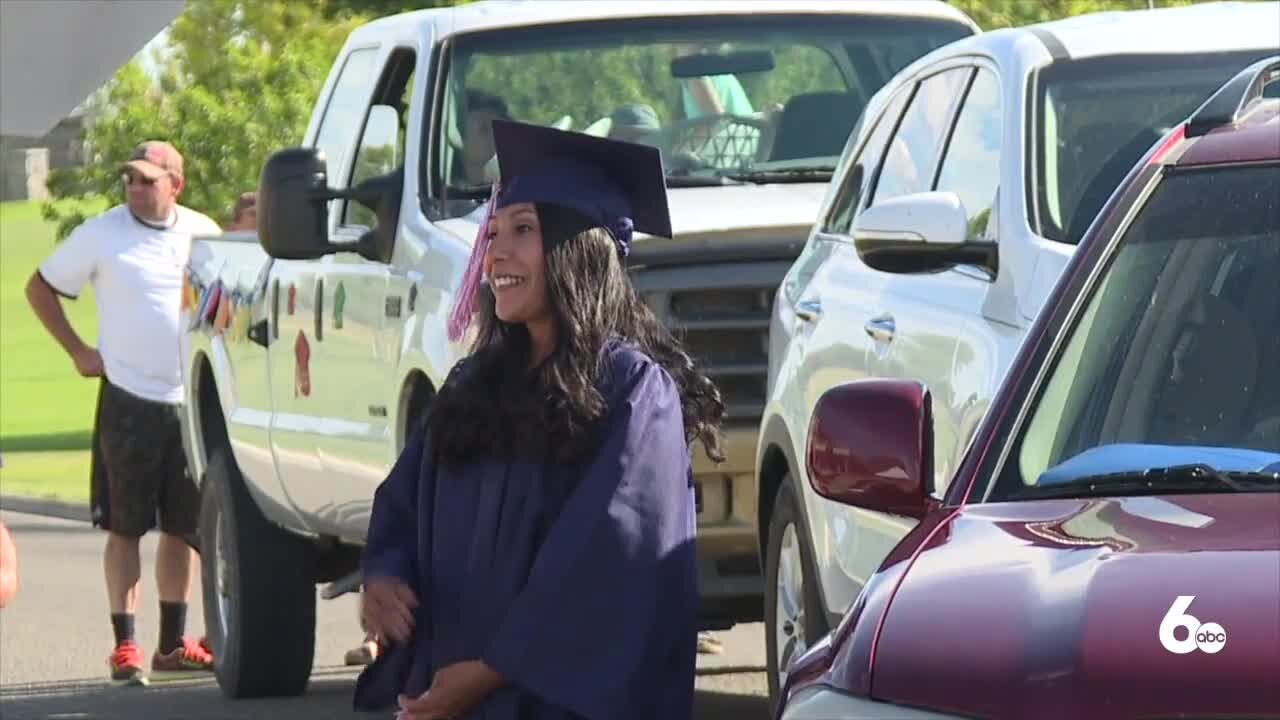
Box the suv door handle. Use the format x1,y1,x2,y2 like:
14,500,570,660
795,298,823,322
865,314,895,342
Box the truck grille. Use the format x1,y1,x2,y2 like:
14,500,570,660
631,261,793,424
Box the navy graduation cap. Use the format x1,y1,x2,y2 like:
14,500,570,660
448,119,673,342
492,118,673,245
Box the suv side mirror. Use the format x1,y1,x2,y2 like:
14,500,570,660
258,147,402,263
853,191,996,274
805,379,937,519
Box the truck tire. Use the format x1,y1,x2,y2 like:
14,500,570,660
199,445,316,698
764,477,829,711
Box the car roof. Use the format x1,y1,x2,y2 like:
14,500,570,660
1178,101,1280,166
1173,55,1280,167
862,1,1279,119
1021,1,1280,61
352,0,977,41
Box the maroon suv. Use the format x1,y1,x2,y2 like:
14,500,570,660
778,57,1280,719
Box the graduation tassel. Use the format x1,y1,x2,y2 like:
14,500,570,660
447,182,499,343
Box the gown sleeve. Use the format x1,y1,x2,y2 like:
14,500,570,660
361,426,427,585
482,355,699,720
354,426,433,712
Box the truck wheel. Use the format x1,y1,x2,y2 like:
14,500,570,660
764,477,828,711
199,445,316,698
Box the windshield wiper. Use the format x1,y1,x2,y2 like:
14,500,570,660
664,174,743,188
442,184,495,201
1017,463,1280,500
723,166,835,183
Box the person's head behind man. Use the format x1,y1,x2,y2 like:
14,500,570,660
462,90,510,183
608,104,661,144
119,141,184,223
228,191,257,232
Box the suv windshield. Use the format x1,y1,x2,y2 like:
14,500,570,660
1032,50,1278,244
990,163,1280,501
430,14,971,220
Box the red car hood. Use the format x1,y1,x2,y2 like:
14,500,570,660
869,494,1280,719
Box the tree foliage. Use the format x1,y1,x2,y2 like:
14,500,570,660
42,0,462,239
948,0,1199,30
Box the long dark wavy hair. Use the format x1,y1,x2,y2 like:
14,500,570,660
428,203,725,466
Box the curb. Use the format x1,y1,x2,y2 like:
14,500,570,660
0,495,91,523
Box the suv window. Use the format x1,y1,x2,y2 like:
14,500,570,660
988,164,1280,501
1032,49,1276,244
872,67,970,204
935,68,1001,243
314,47,380,184
824,86,911,234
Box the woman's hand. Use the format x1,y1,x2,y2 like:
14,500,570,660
395,660,505,719
360,577,418,644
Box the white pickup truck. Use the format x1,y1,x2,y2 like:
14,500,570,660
176,0,976,698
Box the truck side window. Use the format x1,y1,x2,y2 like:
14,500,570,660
345,104,403,228
314,47,380,185
870,67,970,205
934,68,1002,243
342,48,417,228
824,87,910,235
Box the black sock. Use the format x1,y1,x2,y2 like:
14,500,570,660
158,602,187,654
110,613,135,646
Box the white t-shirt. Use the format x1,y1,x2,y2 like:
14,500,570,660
39,204,222,404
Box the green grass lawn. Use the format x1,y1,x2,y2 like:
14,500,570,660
0,199,104,504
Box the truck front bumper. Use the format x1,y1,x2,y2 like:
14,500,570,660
692,422,762,628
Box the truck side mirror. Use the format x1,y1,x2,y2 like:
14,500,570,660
257,147,334,260
257,148,403,264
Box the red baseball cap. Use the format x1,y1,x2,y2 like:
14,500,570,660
121,140,184,180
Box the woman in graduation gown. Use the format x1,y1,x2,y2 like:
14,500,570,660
353,120,725,720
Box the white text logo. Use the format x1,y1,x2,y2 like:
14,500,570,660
1159,595,1226,654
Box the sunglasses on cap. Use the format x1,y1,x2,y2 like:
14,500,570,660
121,172,161,187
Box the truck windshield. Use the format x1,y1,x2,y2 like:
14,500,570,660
990,163,1280,501
1032,49,1278,245
431,13,971,219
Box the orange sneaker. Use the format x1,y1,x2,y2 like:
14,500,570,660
109,641,146,683
151,636,214,672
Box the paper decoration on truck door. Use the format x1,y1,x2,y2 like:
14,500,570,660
294,330,311,397
334,281,346,330
214,290,232,334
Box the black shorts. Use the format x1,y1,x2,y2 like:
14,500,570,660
89,379,199,544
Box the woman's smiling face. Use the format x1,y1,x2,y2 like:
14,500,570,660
483,202,551,328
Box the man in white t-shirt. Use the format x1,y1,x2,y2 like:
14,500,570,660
24,140,222,684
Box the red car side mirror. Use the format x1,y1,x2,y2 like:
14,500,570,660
805,379,937,519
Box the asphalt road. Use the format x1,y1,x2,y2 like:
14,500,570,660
0,511,770,720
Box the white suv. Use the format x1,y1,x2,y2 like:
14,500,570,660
754,0,1280,702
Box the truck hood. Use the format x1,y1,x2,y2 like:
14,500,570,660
867,495,1280,719
435,182,827,245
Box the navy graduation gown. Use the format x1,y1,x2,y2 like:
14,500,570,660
353,344,699,719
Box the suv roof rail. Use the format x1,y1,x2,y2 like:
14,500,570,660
1186,55,1280,138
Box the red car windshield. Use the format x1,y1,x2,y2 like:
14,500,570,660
988,163,1280,501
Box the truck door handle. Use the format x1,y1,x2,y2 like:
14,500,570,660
248,319,270,348
865,314,895,342
795,298,823,322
